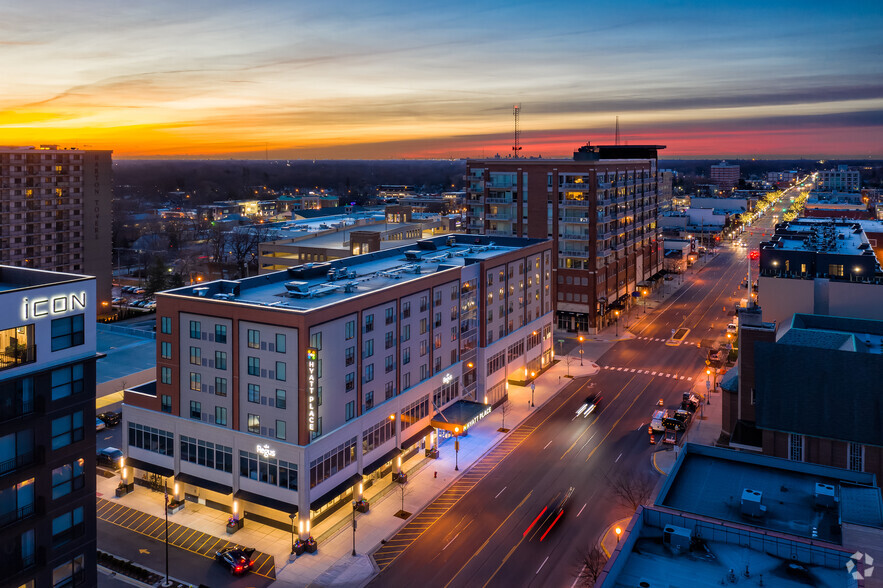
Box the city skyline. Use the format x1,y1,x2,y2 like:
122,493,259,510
2,0,882,159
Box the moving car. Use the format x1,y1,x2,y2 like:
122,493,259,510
726,323,738,335
98,411,121,427
95,417,106,432
96,447,124,469
575,393,602,418
215,546,256,575
524,487,575,542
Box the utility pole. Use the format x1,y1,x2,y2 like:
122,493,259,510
163,486,169,586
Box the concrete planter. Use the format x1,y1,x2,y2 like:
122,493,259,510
226,518,243,534
354,500,369,514
425,448,439,459
167,499,185,515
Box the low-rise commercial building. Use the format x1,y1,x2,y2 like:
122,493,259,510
123,234,554,539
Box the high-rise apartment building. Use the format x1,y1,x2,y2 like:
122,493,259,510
465,144,665,333
0,146,113,305
123,234,553,538
709,160,740,190
0,267,99,588
815,165,860,193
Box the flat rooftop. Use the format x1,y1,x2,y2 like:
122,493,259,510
657,445,883,545
268,223,419,250
766,220,870,255
96,321,157,384
165,234,547,312
0,265,92,292
777,313,883,355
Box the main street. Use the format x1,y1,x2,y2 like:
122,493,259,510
370,233,765,587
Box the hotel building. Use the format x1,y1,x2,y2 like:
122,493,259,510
0,267,99,588
123,234,553,538
0,146,113,305
465,144,665,333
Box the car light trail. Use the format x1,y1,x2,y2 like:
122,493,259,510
540,510,564,541
523,507,547,537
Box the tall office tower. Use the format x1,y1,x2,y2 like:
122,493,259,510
709,160,740,190
0,146,113,306
123,234,553,540
0,267,99,588
465,143,666,333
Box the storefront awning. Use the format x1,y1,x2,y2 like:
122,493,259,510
234,489,297,515
362,447,402,476
175,471,232,496
430,400,491,433
309,473,362,513
401,425,434,450
125,457,173,478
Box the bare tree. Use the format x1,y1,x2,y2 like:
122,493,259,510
575,545,608,587
498,398,510,432
565,355,574,377
228,226,270,279
396,480,412,519
607,471,656,511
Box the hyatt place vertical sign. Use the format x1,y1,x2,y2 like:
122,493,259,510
306,347,318,431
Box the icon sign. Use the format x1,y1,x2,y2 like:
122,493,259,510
846,551,874,580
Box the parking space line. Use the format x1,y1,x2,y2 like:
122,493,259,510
127,512,150,529
116,509,141,526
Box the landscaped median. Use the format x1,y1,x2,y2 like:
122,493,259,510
97,549,193,588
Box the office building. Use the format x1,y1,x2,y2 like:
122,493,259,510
0,267,99,588
0,146,112,306
598,444,883,588
465,143,666,333
815,165,860,193
709,161,740,190
123,234,553,538
756,219,883,325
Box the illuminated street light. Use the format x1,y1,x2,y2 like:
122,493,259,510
615,526,622,542
614,310,620,337
454,426,461,471
578,335,585,366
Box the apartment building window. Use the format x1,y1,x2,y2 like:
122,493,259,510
51,314,84,351
363,339,374,358
434,290,442,307
161,366,172,385
275,420,286,440
420,340,428,356
189,372,201,391
451,349,457,364
345,320,356,340
365,314,374,333
385,355,394,373
52,553,85,587
403,347,411,365
364,391,374,411
309,332,321,350
420,296,428,312
128,423,174,455
434,357,442,374
51,411,84,450
215,377,227,396
215,350,227,370
434,312,442,328
364,364,374,382
345,346,355,366
385,331,395,349
402,372,411,390
789,434,803,461
247,329,260,349
215,406,227,426
51,364,84,400
345,401,356,422
828,264,844,277
487,350,505,375
848,442,864,472
52,460,84,499
345,372,355,391
385,381,395,400
51,506,84,547
451,326,457,342
385,307,395,325
248,356,260,376
402,324,410,342
161,317,172,335
161,341,172,359
190,346,201,365
420,318,428,334
276,333,286,353
190,321,201,339
247,414,260,433
248,384,260,403
161,395,172,413
215,324,227,343
275,389,286,409
190,401,201,420
420,364,428,381
434,334,442,349
451,284,458,300
402,302,411,319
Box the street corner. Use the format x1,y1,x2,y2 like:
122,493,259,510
600,517,633,558
651,448,677,475
297,553,376,587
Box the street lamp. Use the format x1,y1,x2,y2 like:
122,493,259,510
289,513,296,555
642,289,648,314
614,310,620,337
578,335,584,366
615,526,622,543
530,377,536,407
454,426,460,471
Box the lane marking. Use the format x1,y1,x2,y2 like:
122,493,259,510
543,439,553,449
615,453,622,463
577,503,586,517
442,533,460,551
536,555,550,574
572,564,587,588
578,432,597,454
495,486,507,499
586,380,654,463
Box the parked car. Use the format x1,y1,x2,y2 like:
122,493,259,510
215,546,255,575
95,417,106,431
96,447,124,469
134,288,146,295
98,411,121,427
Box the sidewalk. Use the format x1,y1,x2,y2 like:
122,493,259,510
98,356,601,587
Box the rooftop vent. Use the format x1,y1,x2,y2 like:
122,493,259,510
284,281,310,294
663,525,692,554
194,287,209,297
404,250,422,261
741,488,767,518
343,281,358,293
814,483,838,509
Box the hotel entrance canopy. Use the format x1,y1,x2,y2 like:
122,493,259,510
430,400,491,434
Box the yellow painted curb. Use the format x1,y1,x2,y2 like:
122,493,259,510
651,451,668,476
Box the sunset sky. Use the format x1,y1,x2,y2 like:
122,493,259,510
2,0,881,159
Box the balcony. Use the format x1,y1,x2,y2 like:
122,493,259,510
485,197,513,204
485,213,514,221
0,345,36,372
559,199,591,207
561,233,589,240
559,249,589,258
0,449,36,477
0,501,36,528
487,230,513,237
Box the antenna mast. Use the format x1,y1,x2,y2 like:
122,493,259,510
512,104,522,158
615,116,621,146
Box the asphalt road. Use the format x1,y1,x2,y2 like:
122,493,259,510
369,216,783,587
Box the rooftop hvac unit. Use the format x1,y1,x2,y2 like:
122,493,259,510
343,281,358,293
404,250,422,261
284,281,310,294
663,525,692,554
814,483,838,509
194,287,209,297
446,236,456,247
741,488,767,518
327,268,338,281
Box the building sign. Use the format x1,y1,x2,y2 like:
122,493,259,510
21,292,87,321
256,444,276,458
306,347,318,431
464,406,492,432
